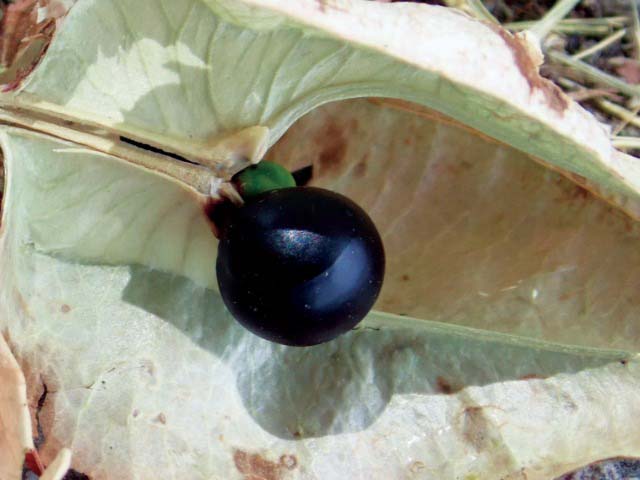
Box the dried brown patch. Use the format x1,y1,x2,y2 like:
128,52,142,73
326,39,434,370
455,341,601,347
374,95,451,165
436,376,462,394
460,406,490,450
400,274,410,282
315,123,348,174
233,449,297,480
155,413,167,425
490,26,569,113
60,304,71,314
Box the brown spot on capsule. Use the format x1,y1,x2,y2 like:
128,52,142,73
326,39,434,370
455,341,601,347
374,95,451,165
315,123,348,174
519,373,546,380
436,376,462,394
490,25,569,113
461,406,490,450
233,450,286,480
60,304,71,314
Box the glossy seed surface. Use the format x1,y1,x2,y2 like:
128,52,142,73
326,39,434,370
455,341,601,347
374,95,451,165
216,187,385,346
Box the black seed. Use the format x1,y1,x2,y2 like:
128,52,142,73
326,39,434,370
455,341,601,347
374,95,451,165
216,187,385,346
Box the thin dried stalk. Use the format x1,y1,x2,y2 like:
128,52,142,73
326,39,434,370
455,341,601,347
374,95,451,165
529,0,582,39
548,50,640,98
596,98,640,129
612,136,640,149
612,104,640,135
506,17,628,35
557,77,620,101
572,29,627,61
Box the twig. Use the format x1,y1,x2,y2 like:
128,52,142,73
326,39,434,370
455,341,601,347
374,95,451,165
613,104,640,135
547,50,640,98
570,89,619,101
505,17,628,36
612,136,640,149
529,0,582,40
557,77,620,101
596,98,640,129
443,0,499,24
572,29,627,61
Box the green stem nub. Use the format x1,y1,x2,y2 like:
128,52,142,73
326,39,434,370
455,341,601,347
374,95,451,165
234,161,296,199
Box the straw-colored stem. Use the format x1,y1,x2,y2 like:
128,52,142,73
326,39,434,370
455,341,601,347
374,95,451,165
529,0,582,39
612,136,640,149
572,29,627,60
613,104,640,135
548,50,640,98
557,77,618,101
506,17,628,35
557,77,580,88
596,98,640,129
